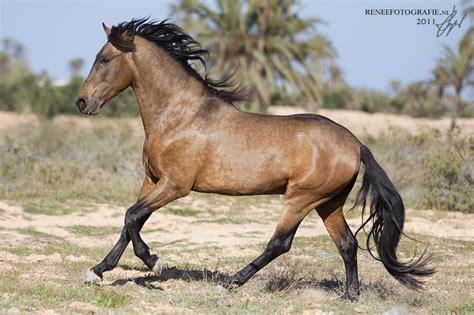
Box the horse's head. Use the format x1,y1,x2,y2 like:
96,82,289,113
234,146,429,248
75,23,135,115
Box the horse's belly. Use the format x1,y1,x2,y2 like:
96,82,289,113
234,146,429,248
192,164,289,195
192,179,287,195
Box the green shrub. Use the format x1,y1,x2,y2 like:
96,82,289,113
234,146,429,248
360,129,473,213
420,132,473,212
0,120,142,204
1,121,472,212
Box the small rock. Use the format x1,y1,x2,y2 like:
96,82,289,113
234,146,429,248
319,252,336,258
65,255,88,262
6,307,20,315
214,284,227,292
19,274,30,280
384,305,409,315
37,310,57,315
68,301,99,314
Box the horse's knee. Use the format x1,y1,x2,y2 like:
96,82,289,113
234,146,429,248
267,235,293,256
124,203,139,226
124,202,149,228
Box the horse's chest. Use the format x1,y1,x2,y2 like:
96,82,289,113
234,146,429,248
142,139,196,181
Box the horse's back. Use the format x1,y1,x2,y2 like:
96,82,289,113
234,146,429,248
192,109,361,196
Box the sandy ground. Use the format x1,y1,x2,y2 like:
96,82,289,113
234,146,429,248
0,109,473,313
0,196,473,313
1,108,474,138
0,199,472,253
269,106,474,137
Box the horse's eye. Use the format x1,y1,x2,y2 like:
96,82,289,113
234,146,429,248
100,58,110,65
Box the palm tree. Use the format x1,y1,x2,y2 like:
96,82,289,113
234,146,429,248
68,58,84,78
438,30,473,127
462,0,474,20
170,0,207,31
326,64,345,92
388,80,402,96
170,0,336,112
432,65,450,100
402,81,428,116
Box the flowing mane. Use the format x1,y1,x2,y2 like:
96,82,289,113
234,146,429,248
108,18,247,104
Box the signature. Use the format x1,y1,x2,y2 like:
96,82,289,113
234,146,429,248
436,5,467,37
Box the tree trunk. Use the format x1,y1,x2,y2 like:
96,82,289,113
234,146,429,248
450,88,463,131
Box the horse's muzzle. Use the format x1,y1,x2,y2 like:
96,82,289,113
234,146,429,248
75,96,100,115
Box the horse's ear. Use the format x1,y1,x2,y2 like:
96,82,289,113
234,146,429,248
121,25,134,42
102,22,111,37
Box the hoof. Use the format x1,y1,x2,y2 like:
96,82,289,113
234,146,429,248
83,270,102,284
151,257,162,275
223,277,242,291
340,292,359,301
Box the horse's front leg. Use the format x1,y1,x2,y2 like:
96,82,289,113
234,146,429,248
123,178,189,273
84,177,185,283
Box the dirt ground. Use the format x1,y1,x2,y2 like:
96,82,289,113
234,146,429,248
0,200,473,250
0,109,473,313
0,195,473,314
1,108,474,138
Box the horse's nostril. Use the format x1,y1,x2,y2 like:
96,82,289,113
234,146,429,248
75,98,87,111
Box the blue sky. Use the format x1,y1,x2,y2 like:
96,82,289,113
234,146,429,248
0,0,470,94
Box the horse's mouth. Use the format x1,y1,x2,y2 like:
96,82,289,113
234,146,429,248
81,100,101,115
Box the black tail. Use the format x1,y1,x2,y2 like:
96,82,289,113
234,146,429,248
354,145,435,289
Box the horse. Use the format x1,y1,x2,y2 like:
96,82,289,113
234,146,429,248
75,18,434,300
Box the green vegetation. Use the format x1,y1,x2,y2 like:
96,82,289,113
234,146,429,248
91,289,131,308
0,120,142,204
196,218,257,225
0,274,130,309
23,202,76,216
164,207,201,217
16,227,58,239
360,129,473,213
0,39,138,118
1,2,472,118
66,225,119,237
172,0,336,111
0,225,471,313
420,132,473,212
170,0,473,116
0,120,472,212
438,24,473,122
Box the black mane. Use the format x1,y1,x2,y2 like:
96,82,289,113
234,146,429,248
108,18,247,104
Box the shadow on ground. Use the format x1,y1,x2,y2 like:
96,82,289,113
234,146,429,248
110,266,231,290
265,276,344,293
110,265,347,294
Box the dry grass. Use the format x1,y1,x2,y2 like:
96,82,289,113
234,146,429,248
0,113,472,313
0,196,472,314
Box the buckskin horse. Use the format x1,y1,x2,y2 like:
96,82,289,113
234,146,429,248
75,19,433,300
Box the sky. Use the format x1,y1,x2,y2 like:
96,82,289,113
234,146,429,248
0,0,471,94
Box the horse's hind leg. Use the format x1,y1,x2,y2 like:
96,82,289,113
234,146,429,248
225,194,325,289
317,181,359,300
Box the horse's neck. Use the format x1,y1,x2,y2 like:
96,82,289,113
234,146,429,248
131,56,206,137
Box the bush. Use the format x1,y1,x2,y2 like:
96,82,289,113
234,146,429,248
0,120,472,212
0,120,143,204
420,131,473,212
361,129,473,213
